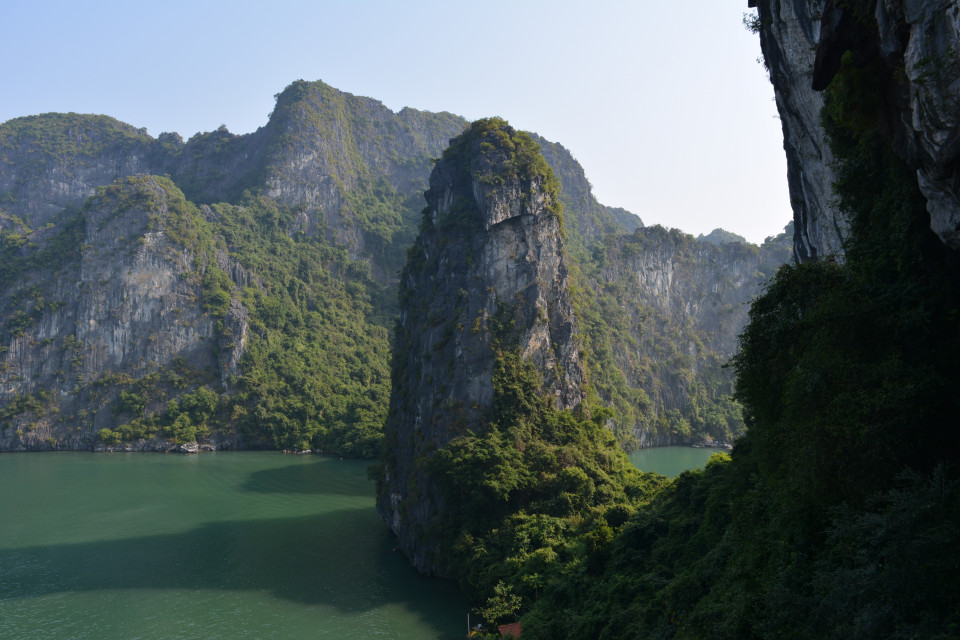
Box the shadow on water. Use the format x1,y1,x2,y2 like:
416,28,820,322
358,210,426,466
0,506,460,620
239,458,375,497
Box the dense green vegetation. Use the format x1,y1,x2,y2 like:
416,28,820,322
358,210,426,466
475,37,960,640
214,194,391,455
425,350,670,629
89,184,392,455
99,384,221,445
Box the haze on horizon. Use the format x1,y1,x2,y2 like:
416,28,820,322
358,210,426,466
0,0,790,245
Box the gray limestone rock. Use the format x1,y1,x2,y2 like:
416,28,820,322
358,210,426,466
751,0,847,261
0,175,244,451
752,0,960,254
377,119,585,575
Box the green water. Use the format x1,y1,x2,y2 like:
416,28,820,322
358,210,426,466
628,446,727,477
0,452,469,640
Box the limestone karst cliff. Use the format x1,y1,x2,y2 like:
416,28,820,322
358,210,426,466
0,82,469,282
376,118,585,574
751,0,960,257
0,82,467,452
583,224,791,447
1,78,775,454
0,175,241,451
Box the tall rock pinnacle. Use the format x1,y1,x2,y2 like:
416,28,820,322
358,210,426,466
376,118,585,575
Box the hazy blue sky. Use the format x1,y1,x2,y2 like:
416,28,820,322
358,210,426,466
0,1,790,244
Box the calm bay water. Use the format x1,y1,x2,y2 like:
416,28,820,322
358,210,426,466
0,447,721,639
0,452,469,640
628,446,727,477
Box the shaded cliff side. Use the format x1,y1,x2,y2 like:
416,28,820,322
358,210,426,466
751,0,960,257
506,6,960,637
377,118,585,575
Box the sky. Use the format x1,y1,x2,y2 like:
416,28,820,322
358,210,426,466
0,1,791,245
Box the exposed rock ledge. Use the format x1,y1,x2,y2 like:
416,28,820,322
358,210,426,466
752,0,960,257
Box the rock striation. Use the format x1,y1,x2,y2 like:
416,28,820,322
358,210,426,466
0,175,242,451
377,118,585,575
585,224,791,447
751,0,960,256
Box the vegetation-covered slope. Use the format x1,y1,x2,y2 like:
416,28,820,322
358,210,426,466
1,79,784,454
376,118,671,609
577,224,791,448
1,176,391,455
487,14,960,638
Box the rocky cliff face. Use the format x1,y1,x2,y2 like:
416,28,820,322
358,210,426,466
752,0,960,256
377,119,584,575
582,225,791,448
0,114,157,229
1,77,777,455
255,81,467,265
0,175,242,451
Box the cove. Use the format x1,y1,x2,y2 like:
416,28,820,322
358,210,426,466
628,446,727,477
0,452,469,640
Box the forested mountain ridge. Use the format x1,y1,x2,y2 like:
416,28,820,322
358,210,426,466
0,81,469,453
0,79,781,453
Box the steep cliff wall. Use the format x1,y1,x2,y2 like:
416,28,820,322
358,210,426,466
750,0,846,261
0,114,157,229
377,118,585,575
581,225,791,447
255,81,467,269
752,0,960,255
0,175,242,451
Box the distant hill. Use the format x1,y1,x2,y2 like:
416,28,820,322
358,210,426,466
697,227,748,245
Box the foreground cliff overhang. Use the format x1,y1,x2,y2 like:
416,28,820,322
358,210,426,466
750,0,960,255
